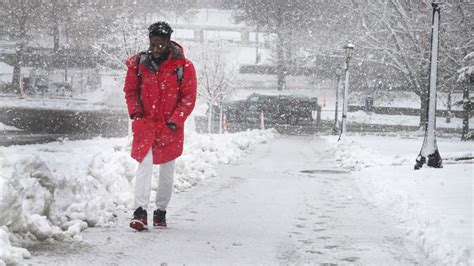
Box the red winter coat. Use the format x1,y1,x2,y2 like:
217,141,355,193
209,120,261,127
123,41,197,164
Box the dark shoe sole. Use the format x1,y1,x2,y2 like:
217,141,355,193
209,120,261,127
130,220,148,231
153,222,167,227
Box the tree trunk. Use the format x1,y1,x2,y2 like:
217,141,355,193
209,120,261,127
12,2,28,94
461,83,471,140
275,8,286,91
446,89,452,123
207,102,213,134
53,21,60,53
11,43,25,93
276,33,286,91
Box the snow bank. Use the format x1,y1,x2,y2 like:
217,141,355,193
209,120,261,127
347,110,470,129
323,135,473,265
0,129,275,264
0,123,21,131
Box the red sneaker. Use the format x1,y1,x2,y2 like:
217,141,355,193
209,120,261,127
129,207,148,231
153,209,167,227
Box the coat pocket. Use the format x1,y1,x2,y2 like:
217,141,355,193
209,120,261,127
157,124,183,149
132,119,155,155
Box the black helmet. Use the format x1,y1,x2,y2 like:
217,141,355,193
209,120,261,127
148,21,173,38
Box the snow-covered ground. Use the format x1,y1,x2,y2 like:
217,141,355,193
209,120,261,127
1,129,471,265
0,123,20,131
0,129,275,265
323,134,473,265
27,135,428,265
345,110,470,129
0,6,472,264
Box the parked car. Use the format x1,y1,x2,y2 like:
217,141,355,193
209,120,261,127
219,93,321,126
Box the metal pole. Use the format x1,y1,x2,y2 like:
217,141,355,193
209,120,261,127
65,50,69,82
333,73,340,135
256,24,260,64
339,58,350,140
415,2,442,170
65,28,69,83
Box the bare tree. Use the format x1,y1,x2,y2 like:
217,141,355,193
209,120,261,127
349,0,432,127
233,0,318,90
437,1,474,123
0,0,119,91
458,51,473,140
0,0,44,92
349,0,473,128
92,1,198,69
195,41,236,133
91,9,147,69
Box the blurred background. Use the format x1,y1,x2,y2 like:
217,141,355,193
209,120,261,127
0,0,472,143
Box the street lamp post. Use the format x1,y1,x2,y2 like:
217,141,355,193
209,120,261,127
255,24,260,64
414,2,443,170
339,42,354,141
333,67,343,135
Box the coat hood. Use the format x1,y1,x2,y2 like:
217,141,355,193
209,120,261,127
169,41,185,60
127,40,186,73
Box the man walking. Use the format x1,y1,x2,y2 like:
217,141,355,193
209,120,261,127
123,21,197,231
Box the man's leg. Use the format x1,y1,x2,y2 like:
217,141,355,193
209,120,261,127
134,148,154,209
153,159,175,227
155,159,175,210
130,148,153,231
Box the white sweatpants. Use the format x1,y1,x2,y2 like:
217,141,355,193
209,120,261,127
134,149,175,211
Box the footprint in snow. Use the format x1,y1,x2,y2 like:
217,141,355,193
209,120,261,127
340,257,360,262
316,236,331,240
305,250,324,255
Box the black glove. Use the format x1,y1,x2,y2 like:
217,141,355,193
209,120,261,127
166,120,178,131
131,112,144,120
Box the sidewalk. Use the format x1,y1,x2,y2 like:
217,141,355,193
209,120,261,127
324,135,473,265
29,136,426,265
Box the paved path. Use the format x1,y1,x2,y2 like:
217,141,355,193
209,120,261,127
30,136,424,265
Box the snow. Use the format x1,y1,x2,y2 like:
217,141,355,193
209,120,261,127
0,123,21,131
1,129,471,264
0,129,275,265
28,135,429,265
173,9,243,27
0,95,108,111
0,62,13,85
458,65,474,83
0,5,472,264
0,227,31,265
463,51,474,62
346,110,471,129
323,134,473,265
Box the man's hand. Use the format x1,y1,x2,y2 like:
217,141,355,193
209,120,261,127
166,120,178,131
131,112,144,120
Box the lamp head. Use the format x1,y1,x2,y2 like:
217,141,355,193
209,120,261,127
343,43,355,60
